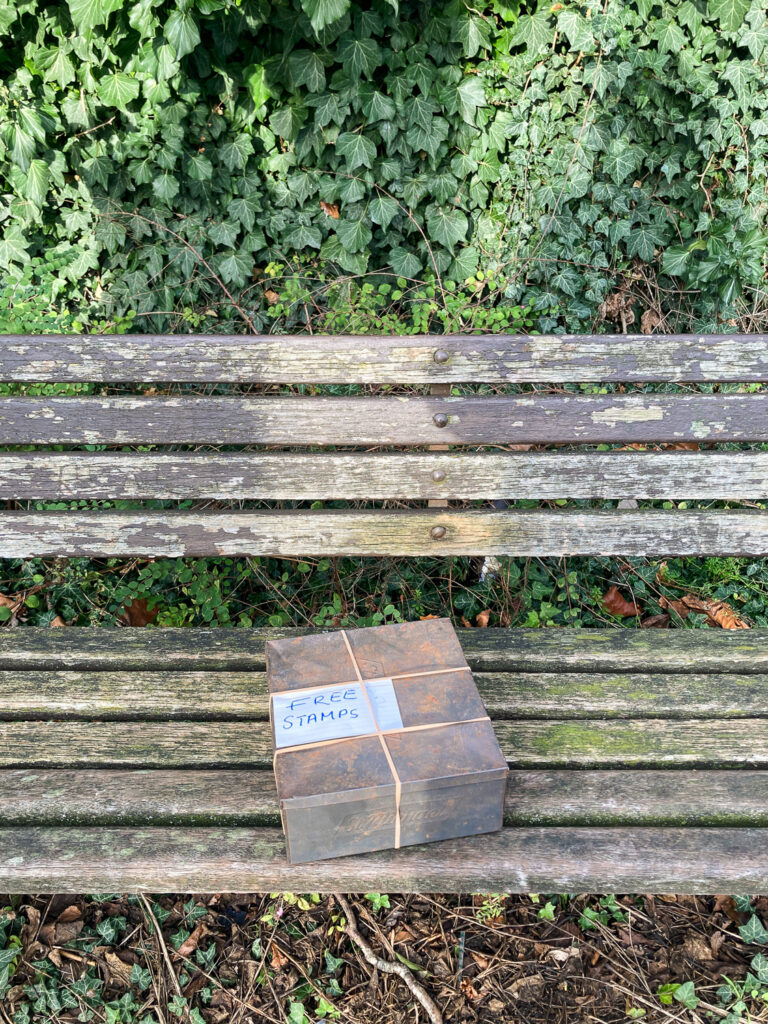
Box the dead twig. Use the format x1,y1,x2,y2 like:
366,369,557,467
333,893,444,1024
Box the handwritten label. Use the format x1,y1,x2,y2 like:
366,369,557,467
272,679,403,749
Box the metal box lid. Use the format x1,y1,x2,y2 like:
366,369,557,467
266,619,507,811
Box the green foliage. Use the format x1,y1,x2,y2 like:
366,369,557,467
2,0,766,331
364,893,390,913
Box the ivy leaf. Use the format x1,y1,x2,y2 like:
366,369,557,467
152,171,179,203
336,217,372,252
290,50,326,92
44,49,76,89
450,246,479,280
217,250,252,286
336,131,376,169
187,153,212,181
739,916,768,945
673,982,698,1010
209,221,240,248
752,953,768,983
98,72,140,110
426,205,468,249
369,194,398,229
363,91,395,122
455,15,491,57
270,105,307,142
603,138,639,184
653,19,686,53
165,9,200,59
0,229,29,269
722,61,755,101
24,159,49,205
707,0,750,32
627,224,665,261
389,246,422,278
246,64,271,109
286,223,322,249
67,0,123,32
220,135,254,172
301,0,349,33
456,77,486,125
557,10,595,51
512,11,552,53
336,35,381,77
662,244,691,276
228,194,259,232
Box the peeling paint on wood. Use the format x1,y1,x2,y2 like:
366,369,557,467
2,393,767,443
5,451,768,500
2,333,768,382
3,509,768,558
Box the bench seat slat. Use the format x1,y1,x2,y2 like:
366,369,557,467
1,719,765,768
3,394,768,444
5,451,768,500
4,509,768,558
2,825,768,892
2,333,766,383
1,627,766,673
3,670,767,720
2,769,766,827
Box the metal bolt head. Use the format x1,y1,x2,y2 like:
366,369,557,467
431,469,446,482
433,412,448,428
430,525,447,540
433,348,450,364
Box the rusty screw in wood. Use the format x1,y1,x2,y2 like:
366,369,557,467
430,525,447,540
431,469,446,482
433,413,448,428
433,349,450,364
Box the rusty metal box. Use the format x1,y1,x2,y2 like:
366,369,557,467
266,619,508,864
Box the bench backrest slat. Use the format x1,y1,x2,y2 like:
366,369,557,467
3,452,767,501
3,393,767,445
2,333,767,382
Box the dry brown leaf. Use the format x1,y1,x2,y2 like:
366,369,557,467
680,594,749,629
56,905,82,924
659,595,690,621
40,917,83,946
475,609,491,628
459,977,481,1003
264,289,279,304
269,942,289,970
710,931,726,956
50,616,67,627
602,585,641,618
419,614,440,620
119,597,159,627
320,201,340,219
104,950,134,987
391,926,415,944
640,308,661,334
469,950,489,969
641,613,670,628
176,923,207,959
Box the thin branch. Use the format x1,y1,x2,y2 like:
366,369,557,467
333,894,443,1024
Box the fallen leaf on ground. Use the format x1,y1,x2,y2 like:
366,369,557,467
602,585,641,617
50,616,67,627
119,597,159,627
104,950,134,986
475,609,491,627
177,923,207,958
679,595,749,629
270,942,289,970
641,613,670,628
460,977,482,1002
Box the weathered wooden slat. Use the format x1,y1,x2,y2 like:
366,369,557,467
2,825,768,893
0,719,764,768
5,451,768,500
3,669,767,720
2,768,766,827
3,394,767,444
4,509,768,558
1,333,766,383
1,627,767,674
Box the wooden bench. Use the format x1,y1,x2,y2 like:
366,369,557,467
2,332,768,894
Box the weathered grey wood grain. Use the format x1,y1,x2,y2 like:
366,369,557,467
2,333,766,383
0,719,763,768
4,509,768,558
1,627,767,673
5,451,768,500
4,669,767,720
2,768,766,827
3,825,768,893
3,393,767,443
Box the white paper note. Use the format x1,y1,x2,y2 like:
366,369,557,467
272,679,403,749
